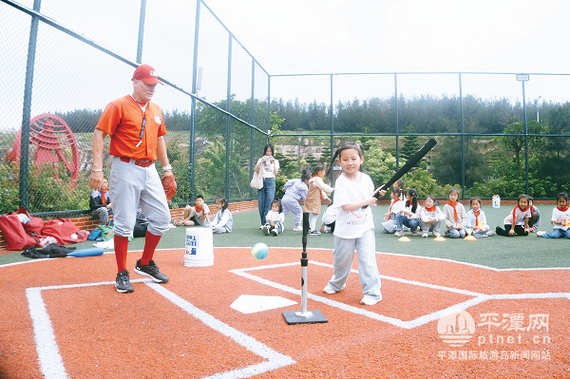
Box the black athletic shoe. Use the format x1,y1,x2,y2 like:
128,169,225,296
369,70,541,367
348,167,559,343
115,270,134,293
134,259,169,283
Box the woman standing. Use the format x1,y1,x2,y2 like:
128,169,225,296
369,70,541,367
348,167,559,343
255,144,280,227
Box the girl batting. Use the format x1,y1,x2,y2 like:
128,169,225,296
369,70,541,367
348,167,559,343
322,142,382,306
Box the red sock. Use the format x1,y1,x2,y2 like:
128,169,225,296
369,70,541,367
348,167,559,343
114,235,129,273
140,231,161,266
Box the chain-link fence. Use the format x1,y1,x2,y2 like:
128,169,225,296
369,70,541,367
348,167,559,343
1,0,270,216
2,0,570,217
269,72,570,200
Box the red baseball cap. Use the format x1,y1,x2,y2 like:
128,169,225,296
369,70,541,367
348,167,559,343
132,64,163,85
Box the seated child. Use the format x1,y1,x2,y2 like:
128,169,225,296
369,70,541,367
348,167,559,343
382,187,404,234
527,196,541,233
537,191,570,239
175,195,211,226
394,178,405,201
263,199,284,236
466,197,495,238
419,195,444,237
395,188,420,237
319,202,337,234
210,197,233,234
496,194,531,236
443,188,467,238
90,176,112,226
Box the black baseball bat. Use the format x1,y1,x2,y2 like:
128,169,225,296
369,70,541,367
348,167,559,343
372,138,437,199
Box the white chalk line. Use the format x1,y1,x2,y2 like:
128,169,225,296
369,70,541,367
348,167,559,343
26,280,294,379
229,260,570,330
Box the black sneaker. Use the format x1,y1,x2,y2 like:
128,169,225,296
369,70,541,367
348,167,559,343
134,259,169,283
115,270,134,293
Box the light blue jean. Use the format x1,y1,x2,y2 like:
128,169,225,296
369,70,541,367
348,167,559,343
264,221,283,234
395,213,419,232
327,229,382,300
257,177,276,225
446,228,466,238
540,228,570,239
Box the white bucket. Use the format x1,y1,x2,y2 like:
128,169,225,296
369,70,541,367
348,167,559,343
183,227,214,267
492,195,501,208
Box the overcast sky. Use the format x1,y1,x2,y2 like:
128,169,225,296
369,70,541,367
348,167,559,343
204,0,570,75
2,0,570,131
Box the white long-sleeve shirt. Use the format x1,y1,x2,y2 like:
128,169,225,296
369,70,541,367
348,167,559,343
211,209,233,232
420,206,445,223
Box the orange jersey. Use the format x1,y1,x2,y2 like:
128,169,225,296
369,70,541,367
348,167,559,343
96,95,166,161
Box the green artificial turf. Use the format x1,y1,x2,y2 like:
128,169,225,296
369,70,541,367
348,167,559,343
1,204,568,270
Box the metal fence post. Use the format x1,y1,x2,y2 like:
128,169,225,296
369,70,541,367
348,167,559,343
226,35,233,200
19,0,42,209
136,0,147,64
459,73,465,199
394,73,399,171
189,0,202,203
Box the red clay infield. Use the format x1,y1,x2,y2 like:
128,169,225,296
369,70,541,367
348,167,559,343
0,247,568,378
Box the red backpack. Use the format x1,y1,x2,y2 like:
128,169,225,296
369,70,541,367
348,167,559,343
42,218,88,245
0,208,39,250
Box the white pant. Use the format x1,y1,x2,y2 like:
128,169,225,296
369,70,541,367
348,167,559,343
109,157,171,238
327,228,382,299
281,195,303,226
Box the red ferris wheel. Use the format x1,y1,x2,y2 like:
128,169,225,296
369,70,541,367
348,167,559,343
6,113,80,190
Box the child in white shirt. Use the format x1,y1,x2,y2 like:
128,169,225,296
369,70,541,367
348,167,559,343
382,187,404,234
210,197,233,234
537,192,570,239
419,195,445,237
496,194,531,236
466,197,495,238
443,188,467,238
322,142,381,306
394,188,420,237
263,199,285,236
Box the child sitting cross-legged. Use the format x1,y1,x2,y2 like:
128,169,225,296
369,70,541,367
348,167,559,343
537,191,570,239
465,197,495,238
210,197,233,234
443,188,467,238
394,188,420,237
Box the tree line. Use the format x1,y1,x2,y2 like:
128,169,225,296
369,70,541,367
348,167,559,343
47,94,570,208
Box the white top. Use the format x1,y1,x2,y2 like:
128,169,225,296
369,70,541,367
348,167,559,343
420,206,445,222
386,199,405,220
401,203,421,219
322,206,338,225
443,202,467,229
212,209,233,231
266,210,284,223
333,172,375,239
257,157,280,179
308,176,334,199
503,206,531,226
551,206,570,231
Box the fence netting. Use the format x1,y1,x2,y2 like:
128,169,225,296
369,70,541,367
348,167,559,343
1,0,569,217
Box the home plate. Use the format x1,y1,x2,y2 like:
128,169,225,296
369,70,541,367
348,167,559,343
230,295,297,314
